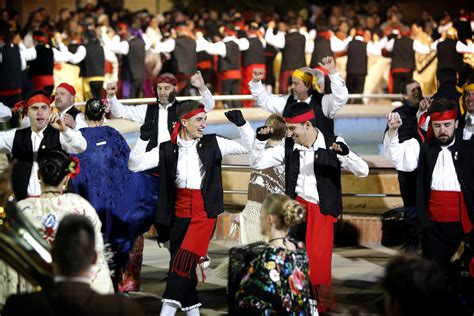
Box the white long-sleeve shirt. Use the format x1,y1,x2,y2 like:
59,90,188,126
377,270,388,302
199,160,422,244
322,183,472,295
383,132,460,191
128,121,254,173
249,72,348,119
200,36,250,57
0,126,87,196
431,39,474,54
250,133,369,204
463,113,474,140
19,43,72,63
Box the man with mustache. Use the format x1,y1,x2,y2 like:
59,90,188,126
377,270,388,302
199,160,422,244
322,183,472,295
0,90,87,200
384,98,474,270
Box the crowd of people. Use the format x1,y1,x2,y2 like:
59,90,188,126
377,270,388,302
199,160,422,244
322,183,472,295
0,2,473,316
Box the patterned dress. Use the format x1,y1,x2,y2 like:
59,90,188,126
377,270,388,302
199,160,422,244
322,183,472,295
16,193,114,294
235,242,311,315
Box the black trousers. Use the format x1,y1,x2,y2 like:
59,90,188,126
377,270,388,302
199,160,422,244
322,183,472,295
221,79,241,108
162,216,200,309
391,71,413,94
88,81,104,99
346,73,366,94
130,79,144,99
422,221,464,270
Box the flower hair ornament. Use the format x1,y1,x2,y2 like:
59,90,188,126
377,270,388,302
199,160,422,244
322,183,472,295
100,99,111,114
67,157,80,178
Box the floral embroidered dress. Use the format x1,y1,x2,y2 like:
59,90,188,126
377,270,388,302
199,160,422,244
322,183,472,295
16,193,114,294
235,242,311,315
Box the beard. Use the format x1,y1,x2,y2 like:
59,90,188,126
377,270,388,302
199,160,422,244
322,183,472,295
434,134,455,145
157,90,177,106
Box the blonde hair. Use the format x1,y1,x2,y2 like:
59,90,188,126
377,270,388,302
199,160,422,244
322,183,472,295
265,114,286,141
261,194,305,229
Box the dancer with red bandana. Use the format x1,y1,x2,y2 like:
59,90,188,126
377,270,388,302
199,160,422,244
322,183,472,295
251,102,368,312
384,98,474,269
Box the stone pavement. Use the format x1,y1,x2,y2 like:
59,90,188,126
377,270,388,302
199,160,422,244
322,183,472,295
131,239,399,315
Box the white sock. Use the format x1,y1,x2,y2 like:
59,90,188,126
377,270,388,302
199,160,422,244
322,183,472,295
186,307,200,316
160,302,178,316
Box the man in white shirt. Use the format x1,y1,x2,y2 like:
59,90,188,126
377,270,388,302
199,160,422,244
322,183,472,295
250,102,368,313
137,101,253,315
249,56,348,136
0,91,87,200
384,98,474,270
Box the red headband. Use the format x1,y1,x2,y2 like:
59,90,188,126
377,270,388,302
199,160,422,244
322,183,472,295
57,82,76,96
284,110,315,124
13,95,51,116
33,35,49,44
156,75,177,86
170,106,206,144
418,109,457,142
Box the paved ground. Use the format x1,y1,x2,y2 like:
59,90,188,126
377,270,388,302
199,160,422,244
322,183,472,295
131,238,400,315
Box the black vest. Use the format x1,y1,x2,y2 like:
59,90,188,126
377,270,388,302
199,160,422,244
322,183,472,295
285,91,333,135
416,139,474,228
156,134,224,226
384,102,421,142
310,37,332,68
390,37,415,71
79,42,105,77
437,39,463,73
0,44,22,90
282,32,306,71
66,106,81,120
11,126,62,200
346,39,368,75
28,45,54,77
242,37,265,67
143,101,178,152
173,36,197,75
284,135,342,217
121,37,146,80
218,41,240,71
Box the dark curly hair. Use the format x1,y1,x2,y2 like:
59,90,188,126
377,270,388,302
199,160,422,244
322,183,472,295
84,98,106,121
38,150,71,186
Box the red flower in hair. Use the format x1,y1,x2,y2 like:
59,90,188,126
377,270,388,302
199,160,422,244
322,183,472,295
68,157,80,178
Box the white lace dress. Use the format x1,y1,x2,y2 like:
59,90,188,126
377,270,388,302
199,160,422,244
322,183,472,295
16,193,114,294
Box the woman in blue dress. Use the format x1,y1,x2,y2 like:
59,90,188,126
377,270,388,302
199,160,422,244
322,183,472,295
70,99,156,291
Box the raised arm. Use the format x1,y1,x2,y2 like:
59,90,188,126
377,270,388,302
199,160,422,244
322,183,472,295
105,82,147,123
217,110,254,156
319,56,349,118
190,71,215,111
249,67,289,113
383,112,420,172
331,137,369,177
128,122,159,172
250,126,285,169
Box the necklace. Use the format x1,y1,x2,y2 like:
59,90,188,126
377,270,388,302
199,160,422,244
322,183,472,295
268,236,287,243
41,191,62,195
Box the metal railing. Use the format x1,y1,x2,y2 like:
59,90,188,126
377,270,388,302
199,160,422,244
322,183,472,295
76,93,403,106
221,164,401,199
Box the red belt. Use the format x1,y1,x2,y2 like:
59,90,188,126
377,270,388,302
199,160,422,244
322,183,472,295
388,68,410,94
197,60,212,69
428,190,472,233
32,75,54,90
219,69,241,80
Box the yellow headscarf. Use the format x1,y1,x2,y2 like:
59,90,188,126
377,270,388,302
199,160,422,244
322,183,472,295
292,69,322,93
460,83,474,116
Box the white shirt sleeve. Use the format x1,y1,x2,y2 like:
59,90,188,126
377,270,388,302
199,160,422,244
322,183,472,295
237,38,250,51
249,80,289,114
204,40,227,57
0,129,16,153
65,45,87,64
142,33,153,51
385,38,395,52
250,139,285,169
413,40,430,54
383,132,420,172
366,41,382,56
335,136,369,177
0,102,12,123
456,41,474,53
264,28,285,49
201,88,215,112
53,47,72,63
153,38,176,53
19,43,37,61
217,121,254,156
330,36,349,52
74,113,88,130
128,138,159,172
107,95,147,123
59,128,87,154
321,72,349,118
102,34,129,55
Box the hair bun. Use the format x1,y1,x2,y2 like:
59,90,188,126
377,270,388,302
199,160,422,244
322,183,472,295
283,200,306,227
